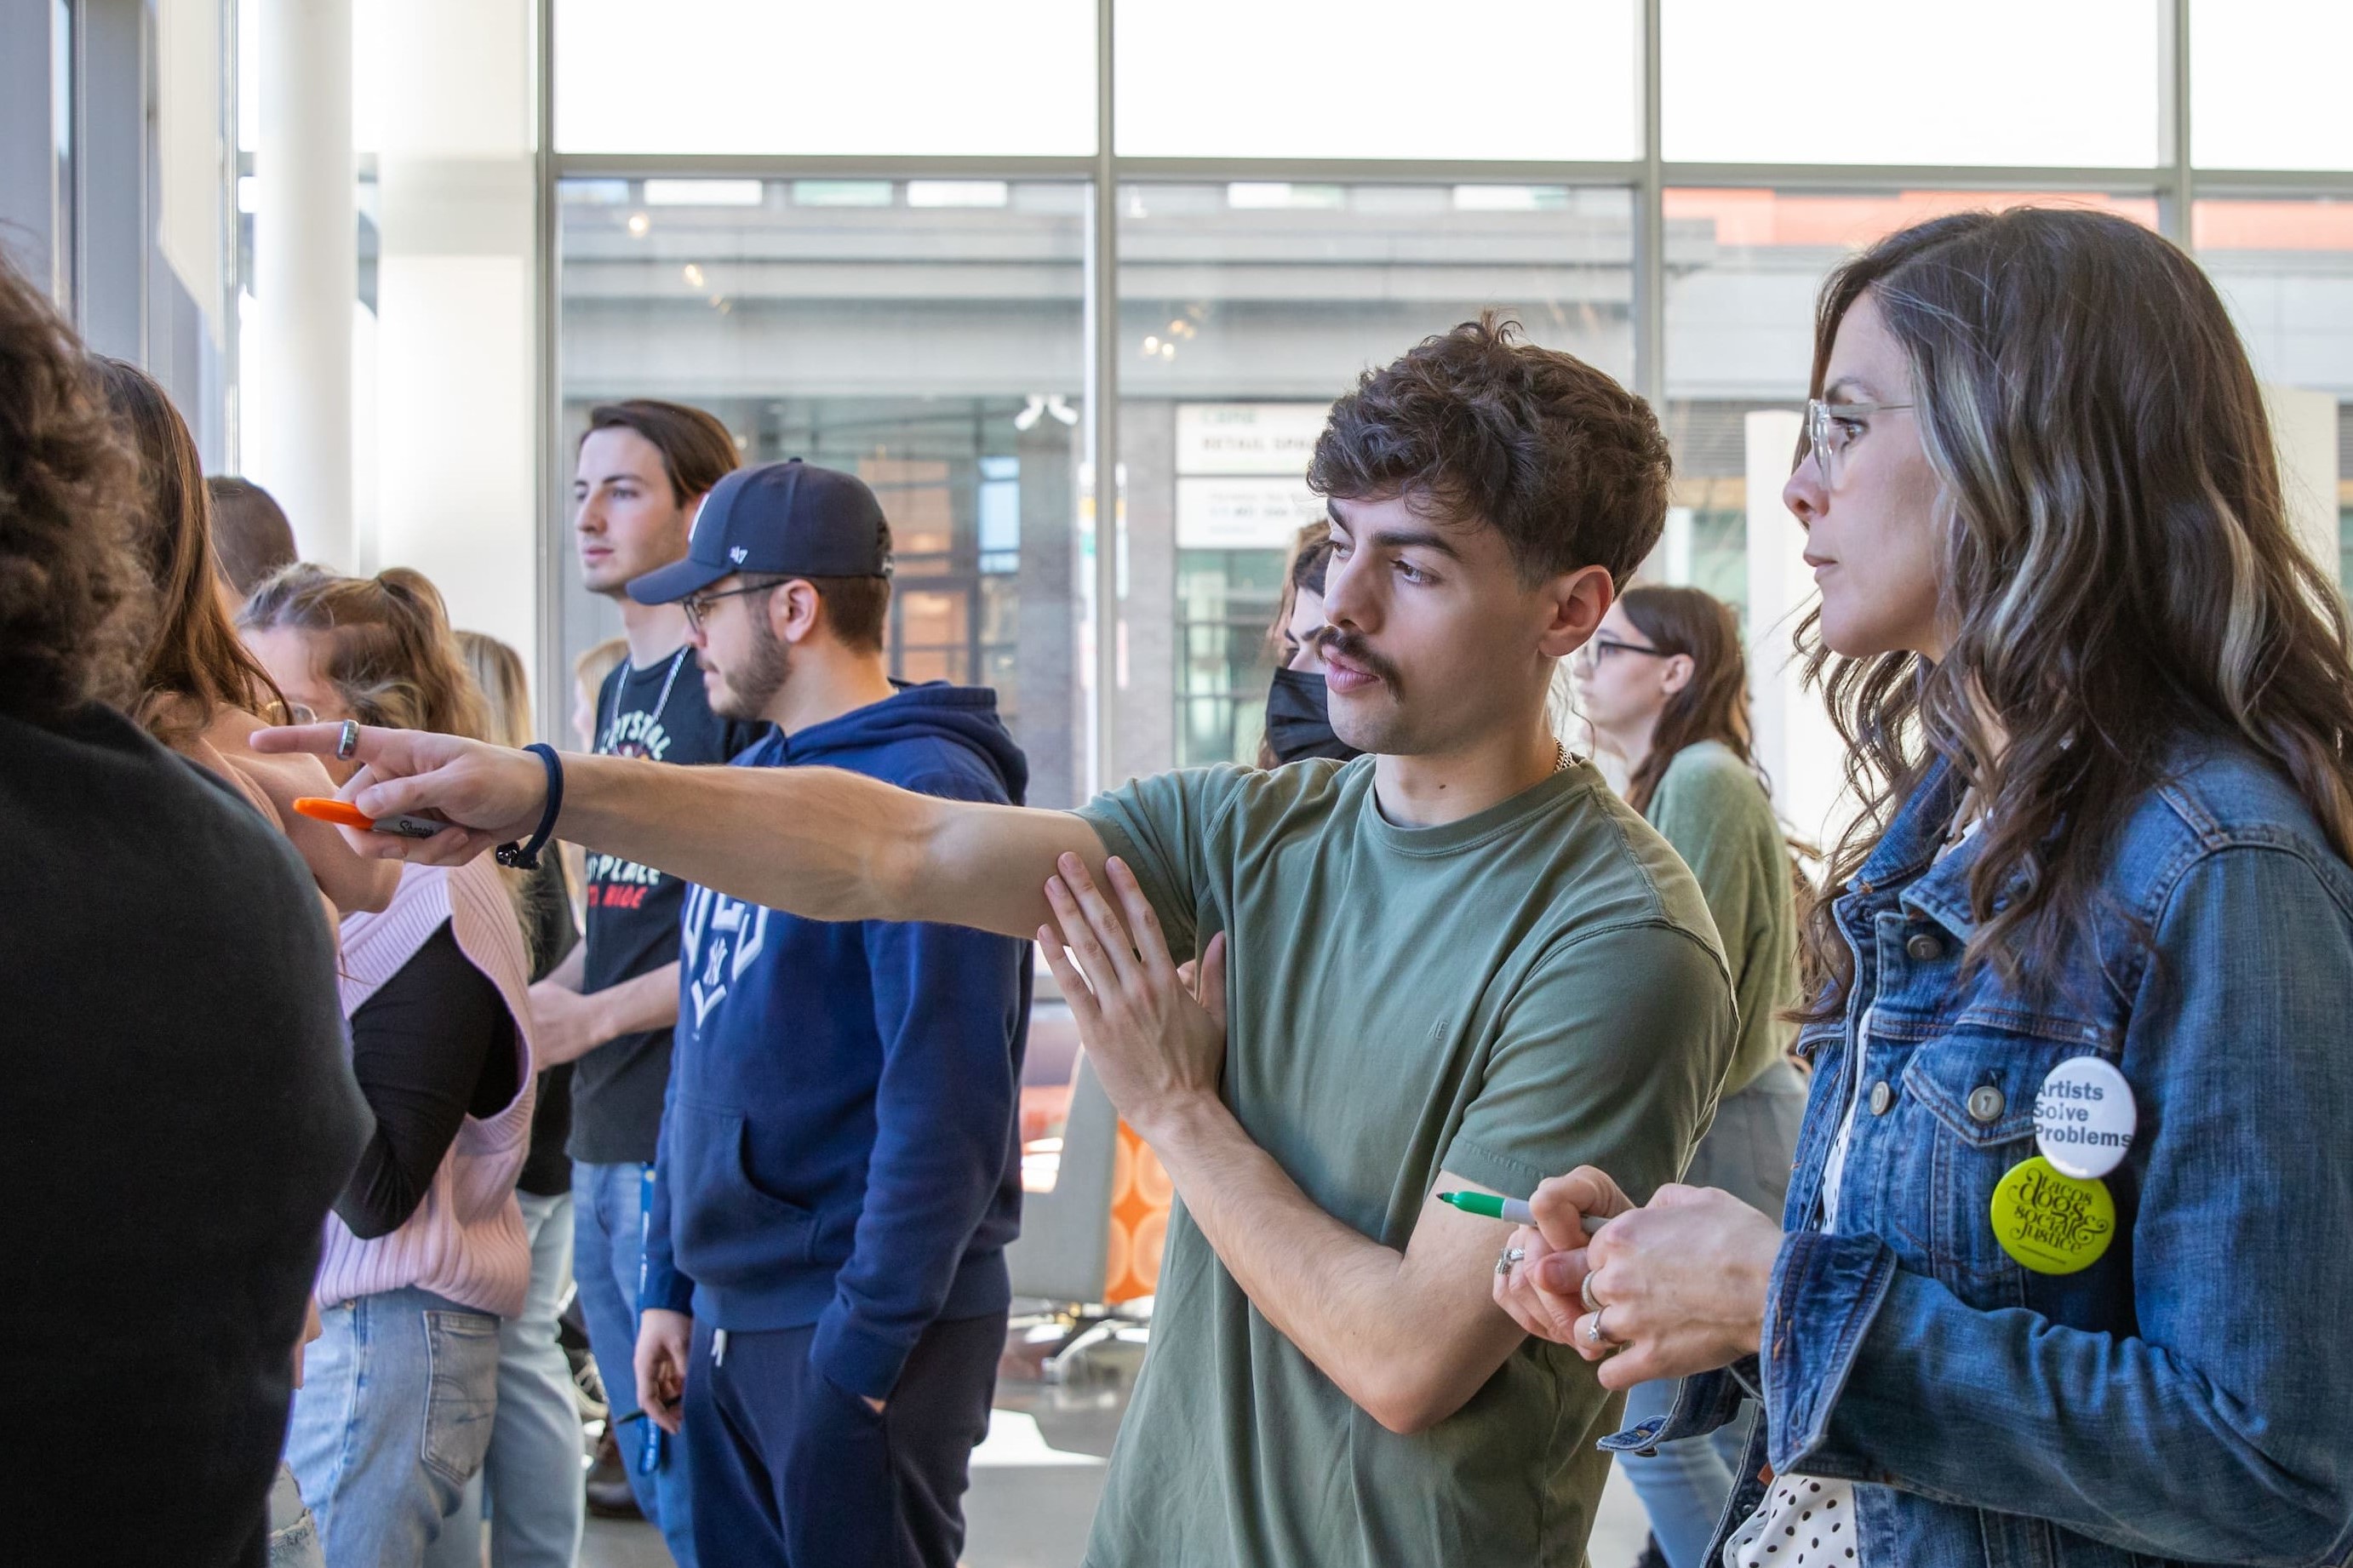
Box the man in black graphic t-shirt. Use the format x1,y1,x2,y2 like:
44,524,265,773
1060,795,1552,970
572,645,764,1158
527,399,759,1561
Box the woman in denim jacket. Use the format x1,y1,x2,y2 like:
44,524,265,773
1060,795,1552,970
1496,207,2353,1568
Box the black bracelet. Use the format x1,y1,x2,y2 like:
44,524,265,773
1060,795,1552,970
496,743,564,870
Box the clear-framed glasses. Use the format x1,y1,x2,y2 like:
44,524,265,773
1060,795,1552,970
1805,398,1914,489
1572,634,1671,672
680,579,780,632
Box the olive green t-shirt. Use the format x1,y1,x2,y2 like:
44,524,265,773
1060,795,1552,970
1644,741,1799,1096
1073,755,1738,1568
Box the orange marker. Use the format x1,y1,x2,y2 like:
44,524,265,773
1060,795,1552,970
293,797,447,841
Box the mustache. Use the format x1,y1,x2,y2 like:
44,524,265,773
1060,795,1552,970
1313,627,1401,688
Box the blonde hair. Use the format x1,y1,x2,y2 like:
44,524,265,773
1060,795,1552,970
457,630,533,750
239,565,490,742
574,636,629,737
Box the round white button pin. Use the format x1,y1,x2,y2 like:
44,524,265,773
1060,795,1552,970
2033,1056,2136,1180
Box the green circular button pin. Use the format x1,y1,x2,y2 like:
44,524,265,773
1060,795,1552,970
1989,1155,2115,1274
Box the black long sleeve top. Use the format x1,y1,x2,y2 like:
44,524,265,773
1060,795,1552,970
335,920,519,1239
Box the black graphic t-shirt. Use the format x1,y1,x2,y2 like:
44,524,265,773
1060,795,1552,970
572,646,768,1164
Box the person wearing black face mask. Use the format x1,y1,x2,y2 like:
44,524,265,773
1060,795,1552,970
1259,523,1364,768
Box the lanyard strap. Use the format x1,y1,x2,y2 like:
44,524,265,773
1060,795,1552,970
599,645,690,756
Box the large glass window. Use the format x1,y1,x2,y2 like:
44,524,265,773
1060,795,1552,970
553,0,1096,157
2196,197,2353,590
556,178,1091,806
1662,0,2160,169
2191,1,2353,172
1114,181,1634,774
1660,189,2161,847
1114,0,1640,162
1661,187,2161,617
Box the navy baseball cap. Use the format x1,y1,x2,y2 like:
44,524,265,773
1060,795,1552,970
627,458,892,605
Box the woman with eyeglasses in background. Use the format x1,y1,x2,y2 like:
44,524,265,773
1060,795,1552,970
1497,207,2353,1568
1572,582,1804,1568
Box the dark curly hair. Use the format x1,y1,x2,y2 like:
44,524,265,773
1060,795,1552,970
1308,312,1672,587
0,253,148,726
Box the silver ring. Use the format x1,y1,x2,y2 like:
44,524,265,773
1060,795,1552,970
335,719,360,761
1585,1307,1612,1347
1581,1272,1600,1312
1495,1245,1526,1277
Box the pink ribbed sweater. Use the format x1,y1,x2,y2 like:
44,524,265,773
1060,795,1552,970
313,857,538,1318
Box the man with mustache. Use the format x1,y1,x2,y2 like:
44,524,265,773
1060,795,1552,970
257,315,1738,1568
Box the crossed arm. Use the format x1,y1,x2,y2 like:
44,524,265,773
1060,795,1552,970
1038,855,1527,1434
252,721,1531,1429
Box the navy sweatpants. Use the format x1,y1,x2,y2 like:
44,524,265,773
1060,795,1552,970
682,1312,1004,1568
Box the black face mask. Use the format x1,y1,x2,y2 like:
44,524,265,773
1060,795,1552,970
1264,667,1362,766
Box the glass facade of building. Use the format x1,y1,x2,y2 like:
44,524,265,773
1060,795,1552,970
529,0,2353,796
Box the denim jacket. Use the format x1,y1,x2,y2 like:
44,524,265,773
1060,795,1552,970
1606,738,2353,1568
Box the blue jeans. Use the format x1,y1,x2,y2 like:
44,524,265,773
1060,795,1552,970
1619,1064,1806,1568
424,1192,585,1568
574,1159,696,1566
284,1286,501,1568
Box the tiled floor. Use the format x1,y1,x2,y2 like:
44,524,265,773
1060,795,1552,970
578,1378,1651,1568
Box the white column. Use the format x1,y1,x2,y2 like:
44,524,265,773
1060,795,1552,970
2264,386,2343,587
361,0,539,693
251,0,355,566
1744,410,1847,852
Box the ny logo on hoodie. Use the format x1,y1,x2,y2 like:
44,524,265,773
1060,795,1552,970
680,884,769,1030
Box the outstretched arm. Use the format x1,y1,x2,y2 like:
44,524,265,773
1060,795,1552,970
249,722,1107,940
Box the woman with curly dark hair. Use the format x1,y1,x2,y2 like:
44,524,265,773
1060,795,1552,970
0,255,368,1565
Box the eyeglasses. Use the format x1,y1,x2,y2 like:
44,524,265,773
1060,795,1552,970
1575,635,1670,670
1805,398,1914,489
680,580,780,632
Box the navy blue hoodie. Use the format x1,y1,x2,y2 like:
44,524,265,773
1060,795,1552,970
643,683,1031,1400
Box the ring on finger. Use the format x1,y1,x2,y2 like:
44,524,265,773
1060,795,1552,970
1495,1245,1527,1277
1580,1272,1600,1312
335,718,360,761
1585,1306,1615,1348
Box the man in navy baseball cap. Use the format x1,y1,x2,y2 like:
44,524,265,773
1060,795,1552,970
618,455,1031,1568
627,456,893,607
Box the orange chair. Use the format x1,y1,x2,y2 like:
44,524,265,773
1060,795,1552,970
1006,1052,1172,1378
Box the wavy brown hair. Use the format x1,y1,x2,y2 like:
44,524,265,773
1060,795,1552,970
239,564,491,743
92,357,286,744
0,257,147,724
1617,584,1761,816
1795,208,2353,1018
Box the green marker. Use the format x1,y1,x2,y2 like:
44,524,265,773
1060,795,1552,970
1438,1190,1612,1233
1438,1191,1537,1226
